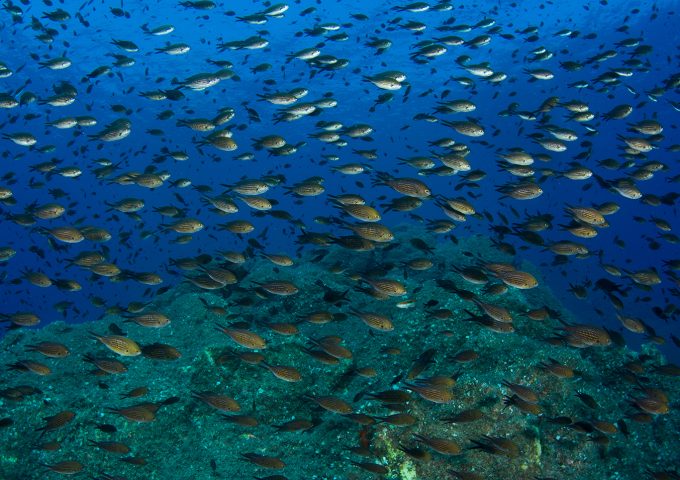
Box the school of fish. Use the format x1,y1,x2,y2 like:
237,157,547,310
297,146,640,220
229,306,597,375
0,0,679,479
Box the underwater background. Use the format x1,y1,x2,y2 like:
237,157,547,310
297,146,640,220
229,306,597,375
0,0,679,478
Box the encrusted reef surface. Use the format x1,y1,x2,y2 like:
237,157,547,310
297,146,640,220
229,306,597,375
1,231,678,479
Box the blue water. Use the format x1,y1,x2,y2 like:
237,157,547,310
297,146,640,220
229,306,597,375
0,0,678,361
2,2,680,479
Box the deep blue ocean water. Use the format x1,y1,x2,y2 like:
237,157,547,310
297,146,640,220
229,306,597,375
0,0,678,357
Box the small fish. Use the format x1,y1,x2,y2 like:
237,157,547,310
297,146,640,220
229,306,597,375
89,332,141,356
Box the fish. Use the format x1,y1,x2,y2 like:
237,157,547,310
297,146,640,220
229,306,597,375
25,341,70,358
413,434,462,456
0,1,678,479
40,461,83,475
89,332,141,356
192,391,241,412
35,410,75,437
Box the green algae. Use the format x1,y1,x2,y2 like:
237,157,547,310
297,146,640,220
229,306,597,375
0,232,678,480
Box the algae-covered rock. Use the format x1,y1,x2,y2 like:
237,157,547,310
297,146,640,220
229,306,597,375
1,233,678,480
